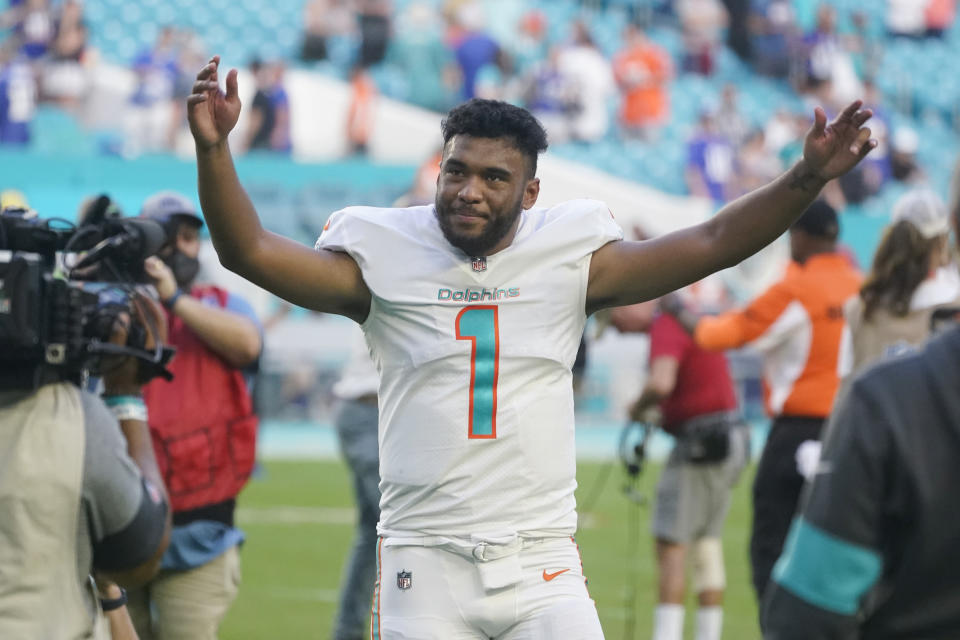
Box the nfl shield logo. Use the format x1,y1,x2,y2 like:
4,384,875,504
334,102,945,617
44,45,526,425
397,570,412,591
472,256,487,272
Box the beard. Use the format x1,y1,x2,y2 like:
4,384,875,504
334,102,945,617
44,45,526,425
435,194,525,257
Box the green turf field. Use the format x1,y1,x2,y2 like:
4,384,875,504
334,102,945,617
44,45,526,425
221,460,760,640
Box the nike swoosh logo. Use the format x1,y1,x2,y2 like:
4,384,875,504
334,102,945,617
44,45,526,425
542,569,570,582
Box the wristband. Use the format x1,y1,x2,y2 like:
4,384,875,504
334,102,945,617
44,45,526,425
99,586,127,612
103,395,148,422
162,288,183,310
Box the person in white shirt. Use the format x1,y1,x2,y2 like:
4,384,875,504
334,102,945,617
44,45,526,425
185,55,876,639
557,21,615,143
842,188,960,381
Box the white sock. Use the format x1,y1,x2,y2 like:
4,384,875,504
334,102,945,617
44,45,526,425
694,606,723,640
652,604,685,640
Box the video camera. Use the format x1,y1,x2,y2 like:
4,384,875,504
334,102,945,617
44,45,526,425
0,203,174,390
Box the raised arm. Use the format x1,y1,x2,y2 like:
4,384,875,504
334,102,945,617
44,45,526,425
187,56,371,322
587,102,875,312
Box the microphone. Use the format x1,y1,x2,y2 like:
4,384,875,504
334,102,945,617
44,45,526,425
74,218,166,270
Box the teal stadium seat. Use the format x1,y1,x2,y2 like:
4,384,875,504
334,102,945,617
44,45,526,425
30,106,97,156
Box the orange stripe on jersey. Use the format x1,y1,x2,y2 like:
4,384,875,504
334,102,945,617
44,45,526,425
694,253,861,418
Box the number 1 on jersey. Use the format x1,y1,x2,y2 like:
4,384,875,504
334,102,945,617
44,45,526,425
455,306,499,439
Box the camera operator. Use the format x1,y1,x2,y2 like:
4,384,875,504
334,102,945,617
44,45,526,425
128,191,262,640
0,294,172,640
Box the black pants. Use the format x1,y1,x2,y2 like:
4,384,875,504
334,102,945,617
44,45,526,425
750,416,825,605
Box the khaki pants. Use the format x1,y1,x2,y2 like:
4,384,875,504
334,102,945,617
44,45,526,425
653,424,750,544
127,545,241,640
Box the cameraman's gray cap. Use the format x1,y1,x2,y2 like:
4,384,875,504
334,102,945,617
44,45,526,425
139,191,204,230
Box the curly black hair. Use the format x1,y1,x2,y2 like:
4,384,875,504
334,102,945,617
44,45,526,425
441,99,549,177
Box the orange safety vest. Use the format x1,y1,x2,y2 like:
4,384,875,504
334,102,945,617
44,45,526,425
695,253,862,418
143,285,257,513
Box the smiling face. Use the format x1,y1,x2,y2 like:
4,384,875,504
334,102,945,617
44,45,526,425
434,134,540,257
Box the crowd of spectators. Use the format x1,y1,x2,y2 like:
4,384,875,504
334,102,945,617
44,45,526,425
286,0,954,203
679,0,951,207
122,25,205,157
0,0,201,155
0,0,294,157
0,0,957,206
0,0,93,145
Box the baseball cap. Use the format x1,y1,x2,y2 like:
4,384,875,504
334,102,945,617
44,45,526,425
139,191,204,230
891,188,950,239
791,199,839,240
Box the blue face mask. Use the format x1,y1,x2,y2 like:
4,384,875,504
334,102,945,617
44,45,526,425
163,251,200,289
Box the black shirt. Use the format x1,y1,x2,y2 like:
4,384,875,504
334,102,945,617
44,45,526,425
763,326,960,639
248,89,274,150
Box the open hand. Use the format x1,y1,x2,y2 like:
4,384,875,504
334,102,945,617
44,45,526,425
187,55,241,151
802,100,877,182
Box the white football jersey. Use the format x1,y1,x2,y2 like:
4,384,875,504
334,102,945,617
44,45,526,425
317,199,623,538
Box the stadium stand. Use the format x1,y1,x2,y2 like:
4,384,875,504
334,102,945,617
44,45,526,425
7,0,958,232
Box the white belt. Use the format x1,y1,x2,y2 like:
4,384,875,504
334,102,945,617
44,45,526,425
382,533,537,590
382,533,528,558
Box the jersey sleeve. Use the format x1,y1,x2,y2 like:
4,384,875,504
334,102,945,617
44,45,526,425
314,208,355,255
80,393,169,572
547,199,623,252
694,279,801,351
313,206,390,280
583,200,624,251
762,378,890,637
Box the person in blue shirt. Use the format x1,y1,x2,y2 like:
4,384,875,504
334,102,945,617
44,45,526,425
0,54,35,146
686,110,737,204
124,28,180,155
453,5,504,100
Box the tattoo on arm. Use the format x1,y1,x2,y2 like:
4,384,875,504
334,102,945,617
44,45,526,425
788,163,826,193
